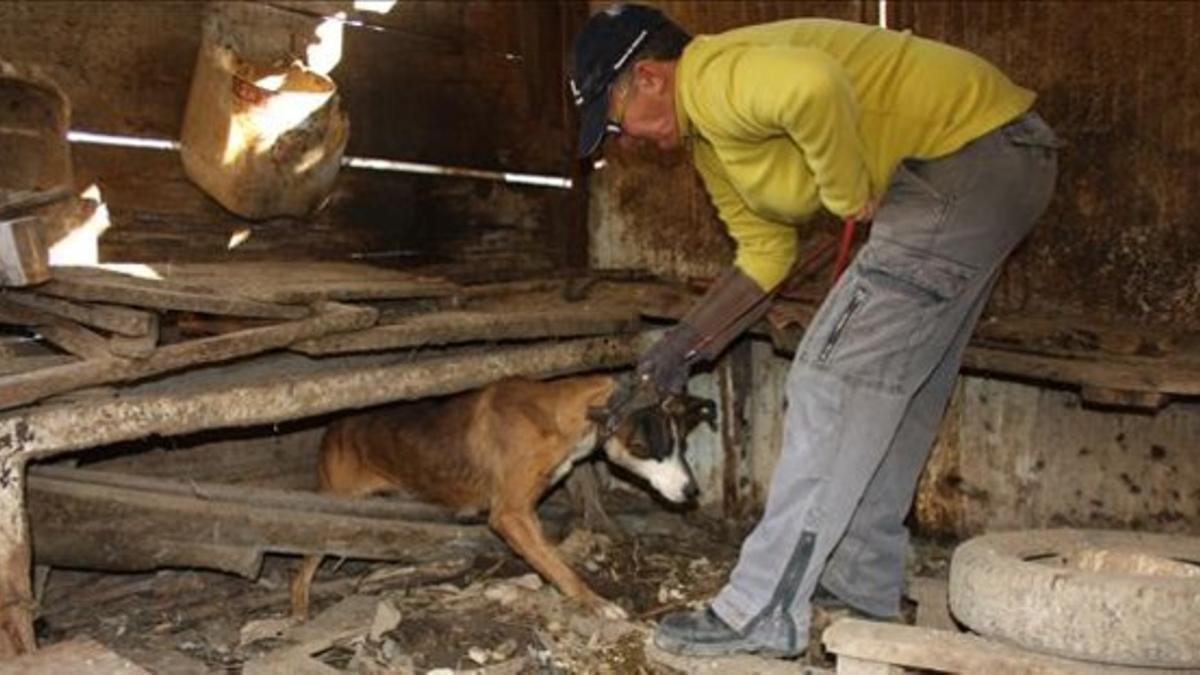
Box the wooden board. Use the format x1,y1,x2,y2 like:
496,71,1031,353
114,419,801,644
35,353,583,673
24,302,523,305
822,619,1183,675
293,305,638,355
140,262,461,304
27,466,497,578
0,297,111,359
38,266,309,319
0,290,155,336
0,334,648,461
0,302,377,411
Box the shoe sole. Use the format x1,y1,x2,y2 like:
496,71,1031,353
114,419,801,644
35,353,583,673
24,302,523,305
652,633,802,659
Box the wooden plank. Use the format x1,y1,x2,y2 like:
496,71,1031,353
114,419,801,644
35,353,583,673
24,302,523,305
292,305,638,355
30,466,459,523
27,468,498,578
1,290,155,336
0,355,76,377
0,296,112,359
0,301,377,411
143,262,461,304
961,346,1200,397
0,334,647,461
38,266,309,320
0,638,149,674
822,619,1181,675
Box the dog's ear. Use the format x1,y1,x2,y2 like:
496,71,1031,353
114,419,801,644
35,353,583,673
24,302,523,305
683,395,718,431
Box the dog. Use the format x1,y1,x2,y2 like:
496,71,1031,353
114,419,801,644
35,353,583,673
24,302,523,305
290,374,716,619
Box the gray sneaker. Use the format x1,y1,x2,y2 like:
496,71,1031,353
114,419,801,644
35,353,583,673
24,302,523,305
653,607,804,659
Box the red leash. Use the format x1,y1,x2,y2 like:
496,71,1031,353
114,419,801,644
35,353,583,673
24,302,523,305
832,215,857,283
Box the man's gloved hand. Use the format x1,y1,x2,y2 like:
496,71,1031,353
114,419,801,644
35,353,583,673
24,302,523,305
635,267,768,396
636,323,701,396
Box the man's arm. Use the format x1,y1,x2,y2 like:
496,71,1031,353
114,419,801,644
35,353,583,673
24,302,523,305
636,145,796,394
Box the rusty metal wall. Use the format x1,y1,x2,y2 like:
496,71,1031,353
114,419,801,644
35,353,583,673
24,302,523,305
916,376,1200,537
0,1,585,273
587,1,875,281
892,1,1200,329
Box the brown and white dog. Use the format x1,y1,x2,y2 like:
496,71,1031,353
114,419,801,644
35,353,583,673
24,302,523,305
290,374,715,619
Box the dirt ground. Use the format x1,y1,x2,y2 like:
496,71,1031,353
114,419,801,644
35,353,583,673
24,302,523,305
33,489,952,674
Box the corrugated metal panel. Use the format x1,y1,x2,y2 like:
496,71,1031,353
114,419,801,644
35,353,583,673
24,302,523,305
893,1,1200,328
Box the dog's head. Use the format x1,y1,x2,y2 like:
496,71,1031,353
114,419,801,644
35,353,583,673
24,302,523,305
590,385,716,504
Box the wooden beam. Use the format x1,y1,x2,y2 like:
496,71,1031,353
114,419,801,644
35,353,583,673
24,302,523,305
134,262,460,304
27,467,499,577
0,333,647,461
0,301,377,411
292,306,638,355
961,346,1200,397
0,290,155,336
823,619,1177,674
38,266,309,319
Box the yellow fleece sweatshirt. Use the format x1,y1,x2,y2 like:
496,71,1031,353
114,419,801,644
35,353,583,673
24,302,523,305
675,18,1035,290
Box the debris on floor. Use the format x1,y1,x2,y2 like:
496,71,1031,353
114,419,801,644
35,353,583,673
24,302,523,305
32,489,957,673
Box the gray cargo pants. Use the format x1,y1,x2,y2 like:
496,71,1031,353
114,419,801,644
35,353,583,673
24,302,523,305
710,111,1060,651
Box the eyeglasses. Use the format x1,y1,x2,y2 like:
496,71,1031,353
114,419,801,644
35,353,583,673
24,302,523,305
606,80,632,136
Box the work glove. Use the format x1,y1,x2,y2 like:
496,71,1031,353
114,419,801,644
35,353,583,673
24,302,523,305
636,267,768,396
636,323,700,396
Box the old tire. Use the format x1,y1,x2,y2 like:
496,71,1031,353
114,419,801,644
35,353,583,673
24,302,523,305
949,529,1200,668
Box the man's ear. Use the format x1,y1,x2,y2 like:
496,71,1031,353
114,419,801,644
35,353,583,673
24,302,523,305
632,59,670,94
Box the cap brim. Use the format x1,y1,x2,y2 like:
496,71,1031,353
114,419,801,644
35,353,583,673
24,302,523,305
577,94,609,159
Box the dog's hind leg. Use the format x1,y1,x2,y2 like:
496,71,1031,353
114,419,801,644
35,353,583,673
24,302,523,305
290,554,323,620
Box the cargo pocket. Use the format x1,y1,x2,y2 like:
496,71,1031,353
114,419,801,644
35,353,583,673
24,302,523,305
858,240,976,308
804,240,979,385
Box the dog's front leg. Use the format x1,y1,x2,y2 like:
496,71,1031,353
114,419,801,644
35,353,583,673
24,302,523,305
489,503,627,619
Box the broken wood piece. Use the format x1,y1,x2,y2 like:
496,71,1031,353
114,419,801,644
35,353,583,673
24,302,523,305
822,618,1181,674
27,466,501,578
39,265,310,319
0,301,377,411
1,290,156,336
243,594,392,675
0,295,113,359
0,638,149,674
292,306,639,355
107,317,160,358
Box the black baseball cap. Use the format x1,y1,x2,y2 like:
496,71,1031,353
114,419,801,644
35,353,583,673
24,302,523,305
569,4,670,158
